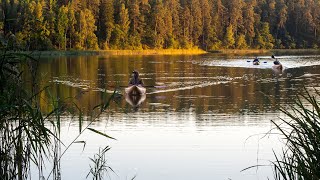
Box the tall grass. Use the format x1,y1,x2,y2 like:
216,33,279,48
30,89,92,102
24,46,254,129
0,50,117,179
87,146,114,180
272,89,320,180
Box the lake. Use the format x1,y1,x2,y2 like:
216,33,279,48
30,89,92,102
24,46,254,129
30,54,320,180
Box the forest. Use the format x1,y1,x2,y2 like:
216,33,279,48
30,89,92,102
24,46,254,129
1,0,320,51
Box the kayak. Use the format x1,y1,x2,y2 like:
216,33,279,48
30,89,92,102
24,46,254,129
253,61,260,65
125,85,146,95
125,93,146,107
272,64,283,70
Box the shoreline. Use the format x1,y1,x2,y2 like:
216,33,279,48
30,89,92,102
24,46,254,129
12,49,207,56
5,48,320,57
210,49,320,55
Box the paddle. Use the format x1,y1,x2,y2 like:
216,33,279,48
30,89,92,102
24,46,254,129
247,59,267,63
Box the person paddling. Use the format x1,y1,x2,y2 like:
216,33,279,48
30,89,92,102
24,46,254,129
272,55,283,71
253,57,260,65
129,70,144,86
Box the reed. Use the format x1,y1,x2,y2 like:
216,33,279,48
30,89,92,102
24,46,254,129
272,88,320,180
271,49,320,55
210,49,270,55
87,146,114,180
0,49,117,179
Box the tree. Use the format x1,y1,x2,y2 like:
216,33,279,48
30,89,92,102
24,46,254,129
226,0,244,36
212,0,226,40
98,0,114,49
162,0,181,48
151,0,166,48
166,0,181,41
111,3,130,49
224,24,235,48
128,0,143,49
76,9,98,49
190,0,202,46
236,34,247,49
243,0,256,47
256,22,274,49
180,3,192,48
20,0,50,50
44,0,57,46
67,2,76,49
200,0,213,50
57,5,69,50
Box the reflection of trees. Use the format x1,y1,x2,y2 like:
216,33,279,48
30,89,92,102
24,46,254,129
32,56,318,114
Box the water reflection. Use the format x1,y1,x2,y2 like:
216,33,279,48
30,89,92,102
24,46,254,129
272,66,285,78
26,54,320,180
125,94,146,111
31,55,320,115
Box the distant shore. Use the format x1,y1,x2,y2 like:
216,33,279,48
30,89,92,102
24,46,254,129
7,48,320,57
13,49,207,56
210,49,320,55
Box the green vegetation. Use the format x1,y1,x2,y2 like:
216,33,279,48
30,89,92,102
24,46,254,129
1,0,320,51
0,50,117,179
87,146,114,180
272,89,320,179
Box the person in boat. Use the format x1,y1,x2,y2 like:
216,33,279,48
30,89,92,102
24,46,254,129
253,57,260,65
129,70,144,86
273,60,283,70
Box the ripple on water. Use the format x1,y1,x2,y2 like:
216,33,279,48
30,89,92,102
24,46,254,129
196,55,320,69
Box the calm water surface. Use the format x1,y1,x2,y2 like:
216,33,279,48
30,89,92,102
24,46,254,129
31,54,320,179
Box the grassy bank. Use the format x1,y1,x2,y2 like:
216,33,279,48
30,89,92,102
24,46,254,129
271,48,320,55
14,49,207,56
209,48,320,55
9,48,320,57
210,49,270,55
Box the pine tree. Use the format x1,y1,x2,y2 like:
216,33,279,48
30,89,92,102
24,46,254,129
226,0,244,36
243,0,256,47
212,0,226,40
200,0,212,50
190,0,202,46
76,9,98,49
257,22,274,49
67,2,76,49
236,34,247,49
112,3,130,49
180,4,191,46
166,0,181,44
128,0,143,49
98,0,114,49
44,0,57,47
224,24,235,48
57,5,68,49
152,0,166,48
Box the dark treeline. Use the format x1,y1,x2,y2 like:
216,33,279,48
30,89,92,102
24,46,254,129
1,0,320,50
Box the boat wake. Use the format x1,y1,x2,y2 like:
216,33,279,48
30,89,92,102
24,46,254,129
51,78,116,93
196,55,320,69
147,80,230,95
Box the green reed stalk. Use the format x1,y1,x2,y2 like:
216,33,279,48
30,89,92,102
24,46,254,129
272,88,320,180
0,49,117,180
87,146,114,180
